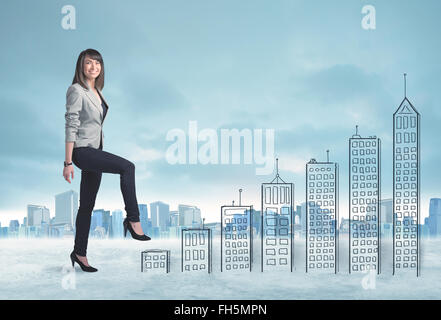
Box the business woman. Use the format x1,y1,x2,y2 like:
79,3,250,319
63,48,151,272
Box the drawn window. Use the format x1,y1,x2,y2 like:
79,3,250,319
403,116,408,129
396,116,402,129
280,186,286,204
185,233,191,246
265,187,271,204
199,232,205,245
273,186,279,204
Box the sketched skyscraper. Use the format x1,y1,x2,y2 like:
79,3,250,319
221,190,253,272
393,74,420,276
349,126,381,274
306,152,339,273
261,159,294,272
181,228,212,273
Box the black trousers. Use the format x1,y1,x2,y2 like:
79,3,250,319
72,144,140,256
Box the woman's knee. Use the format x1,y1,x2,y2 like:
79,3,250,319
123,160,135,172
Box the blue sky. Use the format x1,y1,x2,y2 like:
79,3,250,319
0,0,440,225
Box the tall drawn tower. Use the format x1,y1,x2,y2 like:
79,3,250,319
306,151,339,273
349,126,381,274
393,74,420,276
221,189,253,272
261,158,294,272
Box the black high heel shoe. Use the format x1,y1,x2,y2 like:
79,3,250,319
123,218,151,241
70,251,98,272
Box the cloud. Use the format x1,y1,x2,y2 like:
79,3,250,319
282,64,394,130
0,96,60,160
278,155,310,175
126,144,163,162
109,70,191,117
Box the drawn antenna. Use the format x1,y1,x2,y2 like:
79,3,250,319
270,158,286,183
353,125,361,138
404,73,407,98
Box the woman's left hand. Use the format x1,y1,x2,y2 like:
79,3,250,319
63,165,74,183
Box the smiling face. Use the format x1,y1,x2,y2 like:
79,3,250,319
82,55,101,82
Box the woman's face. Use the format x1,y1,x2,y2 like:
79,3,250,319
82,55,101,82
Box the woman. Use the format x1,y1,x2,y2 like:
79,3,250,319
63,48,150,273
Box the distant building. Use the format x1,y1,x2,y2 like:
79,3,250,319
251,209,261,237
297,202,307,236
178,204,201,227
169,210,179,227
380,199,393,224
151,201,170,231
138,204,149,236
151,226,160,239
90,209,104,235
420,223,430,239
340,218,349,234
169,225,186,238
110,210,124,238
40,221,50,237
381,223,393,238
102,210,111,235
27,205,50,227
204,222,221,237
9,220,19,233
0,227,8,238
54,190,78,229
18,224,26,238
426,198,441,237
294,205,301,222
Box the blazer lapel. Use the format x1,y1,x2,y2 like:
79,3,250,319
97,89,109,123
97,89,109,109
83,83,103,117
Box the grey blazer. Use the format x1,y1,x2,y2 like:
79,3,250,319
65,82,109,149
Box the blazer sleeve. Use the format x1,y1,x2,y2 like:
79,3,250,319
65,85,82,143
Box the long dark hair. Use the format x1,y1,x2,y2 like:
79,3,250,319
72,49,105,91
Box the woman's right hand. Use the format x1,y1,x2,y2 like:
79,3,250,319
63,165,74,183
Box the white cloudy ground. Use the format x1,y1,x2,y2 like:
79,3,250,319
0,236,440,300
